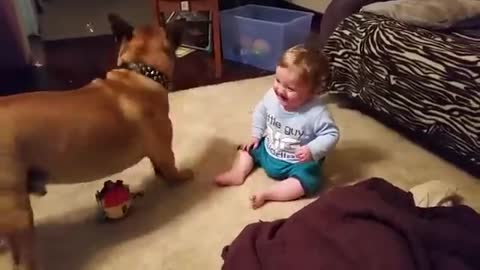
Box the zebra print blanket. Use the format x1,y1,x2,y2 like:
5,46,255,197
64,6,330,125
324,12,480,174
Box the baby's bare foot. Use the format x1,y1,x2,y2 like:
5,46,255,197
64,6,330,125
250,193,267,209
214,171,244,186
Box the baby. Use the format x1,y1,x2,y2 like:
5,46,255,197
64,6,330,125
215,44,340,209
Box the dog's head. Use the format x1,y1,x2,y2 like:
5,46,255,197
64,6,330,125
108,13,185,80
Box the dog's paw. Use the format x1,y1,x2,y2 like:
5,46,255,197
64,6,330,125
154,168,193,184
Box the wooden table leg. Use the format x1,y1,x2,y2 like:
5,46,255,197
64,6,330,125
153,0,161,25
211,6,223,78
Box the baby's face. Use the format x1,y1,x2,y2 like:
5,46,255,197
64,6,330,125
273,66,313,111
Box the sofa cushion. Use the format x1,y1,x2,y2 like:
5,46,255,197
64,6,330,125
361,0,480,29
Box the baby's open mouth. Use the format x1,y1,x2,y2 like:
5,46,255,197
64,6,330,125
276,93,288,103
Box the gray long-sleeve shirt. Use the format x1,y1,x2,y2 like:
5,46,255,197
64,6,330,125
252,89,340,163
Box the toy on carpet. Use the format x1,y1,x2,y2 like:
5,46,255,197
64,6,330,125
96,179,143,220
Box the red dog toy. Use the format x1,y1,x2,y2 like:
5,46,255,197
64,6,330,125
96,180,142,220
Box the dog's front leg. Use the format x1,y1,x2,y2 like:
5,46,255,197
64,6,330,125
9,230,36,270
7,197,36,270
142,119,193,183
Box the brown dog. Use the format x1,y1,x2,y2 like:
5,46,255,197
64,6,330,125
0,14,193,269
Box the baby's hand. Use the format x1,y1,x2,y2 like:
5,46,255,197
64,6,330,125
240,137,260,152
295,146,313,162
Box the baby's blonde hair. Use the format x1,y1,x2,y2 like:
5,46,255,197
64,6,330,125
277,44,329,94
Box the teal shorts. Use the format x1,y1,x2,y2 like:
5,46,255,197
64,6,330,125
248,138,323,195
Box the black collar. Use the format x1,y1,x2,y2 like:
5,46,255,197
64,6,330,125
118,62,172,90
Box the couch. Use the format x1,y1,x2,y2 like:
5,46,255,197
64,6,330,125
323,11,480,175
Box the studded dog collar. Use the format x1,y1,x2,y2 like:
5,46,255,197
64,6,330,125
118,62,172,90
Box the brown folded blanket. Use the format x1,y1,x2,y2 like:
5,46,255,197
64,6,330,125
221,177,480,270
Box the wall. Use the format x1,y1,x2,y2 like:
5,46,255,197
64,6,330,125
287,0,332,13
0,0,32,69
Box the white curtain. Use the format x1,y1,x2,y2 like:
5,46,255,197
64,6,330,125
14,0,40,36
0,0,32,68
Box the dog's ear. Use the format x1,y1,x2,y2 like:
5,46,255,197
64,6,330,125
166,18,186,51
108,13,134,42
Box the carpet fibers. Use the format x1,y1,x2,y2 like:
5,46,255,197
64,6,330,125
1,75,479,269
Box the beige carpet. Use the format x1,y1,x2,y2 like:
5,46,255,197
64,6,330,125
1,75,479,269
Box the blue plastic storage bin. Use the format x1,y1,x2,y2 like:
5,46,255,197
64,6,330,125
220,5,314,71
